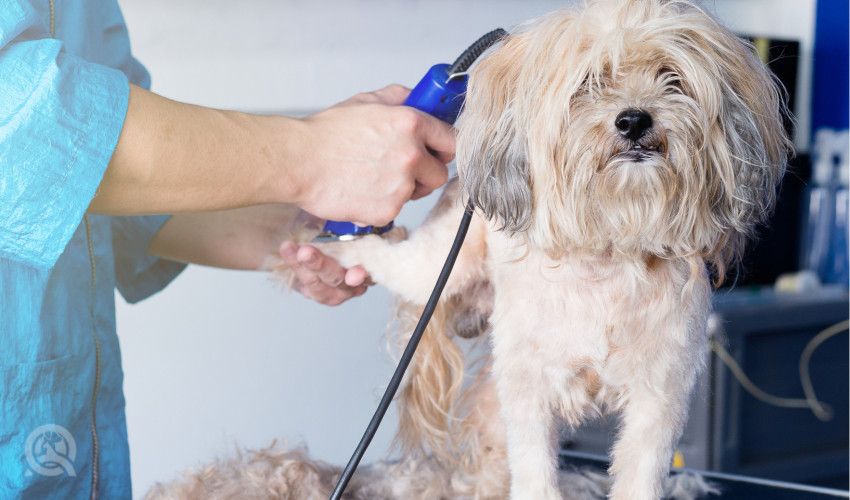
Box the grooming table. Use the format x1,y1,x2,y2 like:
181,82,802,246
558,450,850,499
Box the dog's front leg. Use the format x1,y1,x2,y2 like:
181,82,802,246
607,378,695,500
606,321,707,500
496,382,562,499
314,179,488,304
492,342,562,499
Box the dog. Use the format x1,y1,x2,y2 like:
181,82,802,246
147,0,790,498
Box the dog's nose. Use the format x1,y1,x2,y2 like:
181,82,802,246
615,109,653,142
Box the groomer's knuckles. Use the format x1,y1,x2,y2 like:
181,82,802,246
349,85,457,162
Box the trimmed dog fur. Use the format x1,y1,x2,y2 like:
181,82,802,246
148,0,790,498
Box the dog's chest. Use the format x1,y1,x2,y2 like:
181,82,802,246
485,240,685,366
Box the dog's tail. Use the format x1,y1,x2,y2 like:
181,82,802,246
391,299,466,464
389,287,508,496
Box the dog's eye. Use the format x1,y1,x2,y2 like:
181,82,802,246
579,74,608,94
573,76,593,97
657,67,683,92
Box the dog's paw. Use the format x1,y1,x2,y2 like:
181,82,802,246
263,226,407,291
663,472,720,500
311,225,407,270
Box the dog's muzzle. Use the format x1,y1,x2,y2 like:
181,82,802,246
614,109,664,159
616,109,653,141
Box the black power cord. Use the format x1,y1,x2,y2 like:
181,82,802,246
328,29,506,500
329,201,474,500
447,29,506,75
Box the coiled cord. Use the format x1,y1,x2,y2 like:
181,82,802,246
712,319,848,421
447,28,506,75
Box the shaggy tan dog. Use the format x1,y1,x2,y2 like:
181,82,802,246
148,0,790,498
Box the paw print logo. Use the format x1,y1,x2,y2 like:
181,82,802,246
25,424,77,477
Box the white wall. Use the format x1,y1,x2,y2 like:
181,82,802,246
116,1,816,497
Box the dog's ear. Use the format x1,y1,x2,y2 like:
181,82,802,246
701,27,793,268
455,35,533,233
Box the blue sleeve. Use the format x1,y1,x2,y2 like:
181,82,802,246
0,1,130,271
112,215,187,304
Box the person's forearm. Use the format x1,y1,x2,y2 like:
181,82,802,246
88,84,303,215
147,205,371,306
146,204,304,270
89,84,453,224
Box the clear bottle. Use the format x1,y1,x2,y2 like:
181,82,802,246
800,129,838,282
826,131,848,286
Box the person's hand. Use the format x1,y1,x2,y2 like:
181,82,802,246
278,240,371,306
289,85,455,226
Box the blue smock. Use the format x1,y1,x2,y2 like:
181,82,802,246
0,1,186,497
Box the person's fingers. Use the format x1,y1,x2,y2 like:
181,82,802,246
409,153,450,200
280,241,326,289
419,114,457,164
293,86,455,225
345,284,368,299
371,84,411,106
280,242,339,303
386,110,452,200
295,245,346,287
279,241,368,306
346,84,411,106
279,240,299,263
403,150,449,200
344,265,372,287
295,283,358,306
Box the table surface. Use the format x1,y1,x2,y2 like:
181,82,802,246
559,450,850,499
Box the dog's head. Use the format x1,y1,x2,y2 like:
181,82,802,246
456,0,792,278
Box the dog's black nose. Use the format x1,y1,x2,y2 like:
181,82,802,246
615,109,653,141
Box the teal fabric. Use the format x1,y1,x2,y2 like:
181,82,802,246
0,1,186,498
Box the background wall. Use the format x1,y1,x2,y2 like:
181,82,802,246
116,1,817,497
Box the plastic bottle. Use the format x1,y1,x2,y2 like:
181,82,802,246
827,130,848,286
800,128,837,281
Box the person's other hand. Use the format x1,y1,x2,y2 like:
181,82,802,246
290,84,455,226
278,240,371,306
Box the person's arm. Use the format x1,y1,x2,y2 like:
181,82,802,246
88,84,454,226
146,206,370,305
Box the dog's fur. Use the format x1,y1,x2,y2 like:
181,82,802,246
148,0,790,498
